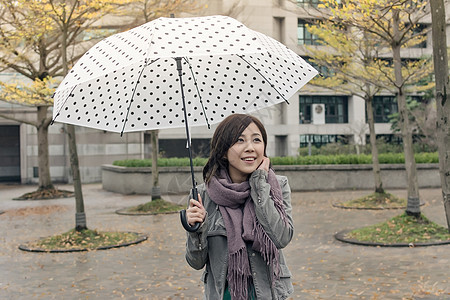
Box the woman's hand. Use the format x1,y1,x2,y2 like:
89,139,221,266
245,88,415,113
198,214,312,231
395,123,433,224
257,156,270,172
186,194,206,226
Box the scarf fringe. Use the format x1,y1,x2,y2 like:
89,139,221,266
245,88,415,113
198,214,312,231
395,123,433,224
228,247,251,300
208,168,287,297
253,220,281,283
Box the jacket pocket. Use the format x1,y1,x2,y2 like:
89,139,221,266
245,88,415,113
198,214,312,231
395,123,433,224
274,264,293,299
279,264,292,278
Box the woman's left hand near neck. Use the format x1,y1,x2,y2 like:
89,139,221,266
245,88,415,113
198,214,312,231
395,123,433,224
257,157,270,173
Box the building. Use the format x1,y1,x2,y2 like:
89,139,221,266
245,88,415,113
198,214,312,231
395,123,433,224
0,0,448,183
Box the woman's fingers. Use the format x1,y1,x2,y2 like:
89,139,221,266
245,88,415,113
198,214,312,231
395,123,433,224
186,208,205,225
187,194,205,225
258,157,270,172
188,194,203,208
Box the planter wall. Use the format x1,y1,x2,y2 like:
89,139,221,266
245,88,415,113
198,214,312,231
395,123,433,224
102,163,440,194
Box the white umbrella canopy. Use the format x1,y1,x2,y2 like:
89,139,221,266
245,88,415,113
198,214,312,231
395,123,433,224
52,15,318,133
52,15,318,231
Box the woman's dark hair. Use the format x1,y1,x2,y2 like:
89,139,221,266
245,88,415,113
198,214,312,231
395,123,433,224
203,114,267,183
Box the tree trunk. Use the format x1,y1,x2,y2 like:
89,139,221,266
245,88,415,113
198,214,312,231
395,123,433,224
66,124,87,231
60,19,86,231
392,10,421,217
365,95,384,194
151,129,161,200
37,106,54,190
430,0,450,231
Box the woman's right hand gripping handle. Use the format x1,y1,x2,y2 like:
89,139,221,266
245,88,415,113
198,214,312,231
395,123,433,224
180,188,205,232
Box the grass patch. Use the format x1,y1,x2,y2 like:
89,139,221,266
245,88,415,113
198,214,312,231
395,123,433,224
345,213,450,244
24,229,142,251
125,198,184,214
336,192,406,209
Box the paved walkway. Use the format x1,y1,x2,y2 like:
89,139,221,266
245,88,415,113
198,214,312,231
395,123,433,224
0,183,449,299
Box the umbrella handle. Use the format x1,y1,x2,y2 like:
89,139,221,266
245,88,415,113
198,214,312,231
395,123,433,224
180,188,201,232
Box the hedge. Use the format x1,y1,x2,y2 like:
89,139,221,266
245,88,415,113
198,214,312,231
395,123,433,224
113,152,438,168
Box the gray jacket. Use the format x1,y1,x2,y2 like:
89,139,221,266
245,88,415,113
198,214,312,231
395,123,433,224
185,169,294,299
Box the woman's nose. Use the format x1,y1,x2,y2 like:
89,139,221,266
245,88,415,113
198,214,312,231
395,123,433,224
244,141,255,152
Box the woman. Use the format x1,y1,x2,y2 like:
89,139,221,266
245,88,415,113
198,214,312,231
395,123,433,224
185,114,294,300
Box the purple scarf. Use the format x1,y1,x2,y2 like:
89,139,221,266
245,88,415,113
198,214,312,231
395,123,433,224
207,169,287,300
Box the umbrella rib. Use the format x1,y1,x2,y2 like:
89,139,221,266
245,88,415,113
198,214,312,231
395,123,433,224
237,54,290,105
183,57,210,129
51,85,78,125
120,59,152,136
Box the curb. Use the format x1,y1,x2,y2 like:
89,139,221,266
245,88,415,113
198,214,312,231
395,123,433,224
332,201,425,210
115,208,180,216
18,232,148,253
335,229,450,247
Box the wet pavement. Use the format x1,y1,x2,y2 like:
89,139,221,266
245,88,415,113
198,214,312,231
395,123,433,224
0,183,449,299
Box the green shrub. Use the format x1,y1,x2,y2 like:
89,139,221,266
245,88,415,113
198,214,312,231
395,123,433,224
113,157,208,168
113,153,438,167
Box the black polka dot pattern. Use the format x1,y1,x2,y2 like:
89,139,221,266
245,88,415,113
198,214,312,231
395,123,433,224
53,15,318,132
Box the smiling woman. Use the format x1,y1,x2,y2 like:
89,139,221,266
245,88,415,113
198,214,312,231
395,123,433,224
225,122,266,183
185,114,295,300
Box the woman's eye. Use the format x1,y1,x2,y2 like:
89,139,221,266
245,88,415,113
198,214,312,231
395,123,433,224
254,138,262,142
237,138,244,143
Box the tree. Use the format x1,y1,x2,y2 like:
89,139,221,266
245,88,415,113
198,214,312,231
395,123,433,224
0,0,131,229
388,93,437,152
46,0,138,230
304,7,433,197
430,0,450,231
0,78,56,194
305,22,389,195
319,0,433,218
0,1,65,196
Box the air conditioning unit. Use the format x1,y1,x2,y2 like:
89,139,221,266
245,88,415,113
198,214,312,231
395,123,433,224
312,104,325,125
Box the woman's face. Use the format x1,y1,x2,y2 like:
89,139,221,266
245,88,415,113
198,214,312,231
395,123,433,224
226,122,265,183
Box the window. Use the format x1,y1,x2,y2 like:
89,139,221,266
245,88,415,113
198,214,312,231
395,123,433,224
304,56,335,78
298,19,320,45
275,135,288,156
298,0,342,8
299,95,348,124
297,0,321,7
377,57,422,68
300,134,348,148
410,24,427,48
78,28,117,42
145,137,211,158
372,96,398,123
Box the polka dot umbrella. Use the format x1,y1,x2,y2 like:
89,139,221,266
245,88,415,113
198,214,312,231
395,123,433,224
52,15,318,231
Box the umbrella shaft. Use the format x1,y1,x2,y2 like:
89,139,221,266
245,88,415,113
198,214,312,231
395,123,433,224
176,57,196,189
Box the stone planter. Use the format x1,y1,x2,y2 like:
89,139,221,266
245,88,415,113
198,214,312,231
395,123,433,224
102,163,440,195
102,165,203,195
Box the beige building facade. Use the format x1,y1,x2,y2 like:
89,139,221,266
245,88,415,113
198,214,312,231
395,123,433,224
0,0,448,183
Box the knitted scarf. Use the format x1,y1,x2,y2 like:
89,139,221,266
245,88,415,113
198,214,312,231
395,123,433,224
207,169,287,300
